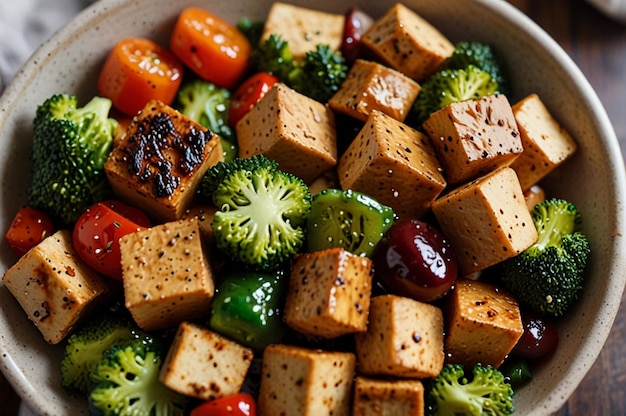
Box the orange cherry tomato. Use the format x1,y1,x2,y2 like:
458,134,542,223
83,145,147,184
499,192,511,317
228,72,278,128
190,393,256,416
98,38,183,116
170,7,252,89
73,200,150,280
5,206,55,256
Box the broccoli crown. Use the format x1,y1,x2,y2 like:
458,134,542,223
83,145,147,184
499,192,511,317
428,363,514,416
209,154,311,271
27,93,117,225
412,65,500,127
501,198,591,317
89,338,188,416
250,34,348,103
442,41,510,96
175,79,237,162
60,306,146,395
237,17,265,46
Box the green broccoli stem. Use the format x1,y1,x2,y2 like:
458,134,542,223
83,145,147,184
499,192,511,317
534,204,577,250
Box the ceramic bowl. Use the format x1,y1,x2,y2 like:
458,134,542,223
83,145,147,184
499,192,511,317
1,0,625,414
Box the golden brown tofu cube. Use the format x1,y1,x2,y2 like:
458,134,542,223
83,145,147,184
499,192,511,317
329,59,421,122
353,376,425,416
283,248,373,338
445,279,523,368
338,110,446,219
159,321,254,400
431,167,538,276
510,93,578,191
361,3,454,81
258,344,355,416
260,3,345,61
119,218,215,331
423,94,523,185
355,294,444,379
237,83,337,183
2,230,109,344
105,100,223,222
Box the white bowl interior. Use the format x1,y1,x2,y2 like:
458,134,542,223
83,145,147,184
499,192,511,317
1,0,625,415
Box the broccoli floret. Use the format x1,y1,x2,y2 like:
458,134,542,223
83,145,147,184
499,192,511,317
501,198,591,317
60,307,146,395
27,93,117,226
175,79,237,162
208,154,311,271
250,34,348,102
428,363,514,416
237,17,265,46
412,65,501,127
89,338,189,416
442,41,510,96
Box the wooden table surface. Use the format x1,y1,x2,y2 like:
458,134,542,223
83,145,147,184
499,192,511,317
1,0,625,415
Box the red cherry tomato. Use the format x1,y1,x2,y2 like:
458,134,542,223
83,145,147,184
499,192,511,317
4,206,55,256
190,393,256,416
513,312,559,360
73,200,150,280
228,72,279,128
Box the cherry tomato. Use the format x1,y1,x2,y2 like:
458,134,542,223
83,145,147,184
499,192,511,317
513,312,559,360
98,37,183,116
228,72,278,128
340,7,374,64
170,7,252,89
73,200,150,280
373,219,458,302
190,393,256,416
4,206,55,256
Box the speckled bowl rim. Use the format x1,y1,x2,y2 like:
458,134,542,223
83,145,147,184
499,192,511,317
1,0,625,415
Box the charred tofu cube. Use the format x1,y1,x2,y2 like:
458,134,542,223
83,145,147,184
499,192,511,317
423,94,523,185
431,167,538,276
2,230,109,344
260,2,345,60
353,376,425,416
361,3,454,82
105,100,223,222
329,59,420,122
283,248,373,338
119,218,215,331
258,344,355,416
510,93,578,190
338,110,446,219
445,279,523,368
355,294,444,379
237,83,337,183
159,321,254,400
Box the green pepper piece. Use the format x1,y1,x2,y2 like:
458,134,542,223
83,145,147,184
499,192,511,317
209,267,287,350
306,188,395,257
499,357,532,388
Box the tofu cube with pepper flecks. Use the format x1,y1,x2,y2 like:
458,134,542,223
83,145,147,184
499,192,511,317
283,247,373,338
338,110,446,219
257,344,355,416
2,230,109,344
119,217,215,331
353,376,425,416
159,321,254,400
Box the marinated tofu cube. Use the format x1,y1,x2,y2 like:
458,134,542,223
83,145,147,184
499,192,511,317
329,59,421,122
260,2,345,61
445,279,524,368
159,321,253,400
355,294,444,379
237,83,337,183
431,167,538,276
510,93,578,190
258,344,355,416
353,376,425,416
105,100,223,222
2,230,109,344
361,3,454,81
338,110,446,219
283,248,373,338
119,218,215,331
423,94,523,185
